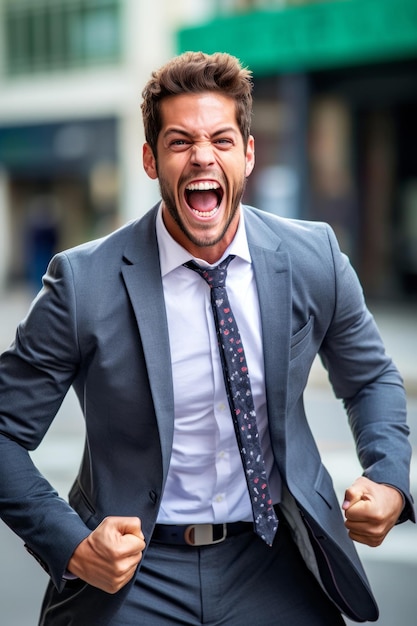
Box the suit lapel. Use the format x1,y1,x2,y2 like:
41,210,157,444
245,209,291,451
121,208,174,480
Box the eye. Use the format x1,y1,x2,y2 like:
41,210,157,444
169,139,191,152
214,138,234,148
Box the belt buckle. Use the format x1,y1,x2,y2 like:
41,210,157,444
184,523,227,546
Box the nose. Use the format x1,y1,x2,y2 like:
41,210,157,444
190,142,215,168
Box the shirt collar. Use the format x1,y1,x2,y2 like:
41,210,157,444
156,204,252,277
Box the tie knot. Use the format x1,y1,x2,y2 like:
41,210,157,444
184,255,235,289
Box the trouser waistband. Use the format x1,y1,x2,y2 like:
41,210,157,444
151,520,254,546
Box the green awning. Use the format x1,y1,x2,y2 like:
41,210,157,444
177,0,417,74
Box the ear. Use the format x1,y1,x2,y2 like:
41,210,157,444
245,135,255,177
143,143,158,180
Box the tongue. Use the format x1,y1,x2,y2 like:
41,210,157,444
187,190,218,212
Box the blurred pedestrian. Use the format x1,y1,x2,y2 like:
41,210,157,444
25,194,60,292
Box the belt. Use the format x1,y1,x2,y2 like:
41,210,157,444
151,521,253,546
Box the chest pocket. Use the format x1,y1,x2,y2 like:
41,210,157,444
290,315,314,361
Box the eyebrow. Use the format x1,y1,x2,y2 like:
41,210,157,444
162,126,238,139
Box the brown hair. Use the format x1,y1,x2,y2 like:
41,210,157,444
141,51,253,156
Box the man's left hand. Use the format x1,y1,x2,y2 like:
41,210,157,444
342,476,404,547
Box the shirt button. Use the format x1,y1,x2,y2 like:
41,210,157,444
218,403,226,411
214,494,224,503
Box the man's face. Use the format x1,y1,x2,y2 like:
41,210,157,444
143,92,255,262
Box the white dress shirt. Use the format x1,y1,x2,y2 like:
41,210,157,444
156,205,281,524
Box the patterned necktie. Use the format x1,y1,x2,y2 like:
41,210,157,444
184,255,278,546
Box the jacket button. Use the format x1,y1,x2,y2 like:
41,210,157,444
149,490,158,504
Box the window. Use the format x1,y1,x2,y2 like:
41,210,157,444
4,0,122,76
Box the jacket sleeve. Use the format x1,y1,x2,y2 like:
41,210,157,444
0,253,91,589
318,225,415,523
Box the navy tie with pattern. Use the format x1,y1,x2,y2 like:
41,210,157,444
184,254,278,546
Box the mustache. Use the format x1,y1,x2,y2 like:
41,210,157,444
180,173,224,187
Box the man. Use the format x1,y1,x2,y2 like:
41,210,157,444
0,51,414,625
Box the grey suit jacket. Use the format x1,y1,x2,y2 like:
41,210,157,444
0,205,414,622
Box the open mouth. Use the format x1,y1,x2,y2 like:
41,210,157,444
185,181,224,217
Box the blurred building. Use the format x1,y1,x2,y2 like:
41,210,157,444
179,0,417,301
0,0,212,290
1,0,417,302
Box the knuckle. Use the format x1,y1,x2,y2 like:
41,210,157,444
107,582,123,595
113,561,128,577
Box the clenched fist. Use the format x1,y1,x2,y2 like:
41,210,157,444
342,477,404,547
68,516,146,593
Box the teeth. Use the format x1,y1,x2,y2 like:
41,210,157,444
186,181,220,191
192,207,219,218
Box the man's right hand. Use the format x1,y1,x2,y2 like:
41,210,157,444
68,516,146,594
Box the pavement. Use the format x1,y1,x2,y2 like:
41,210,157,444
0,285,416,625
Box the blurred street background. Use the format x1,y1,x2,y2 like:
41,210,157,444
0,0,416,624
